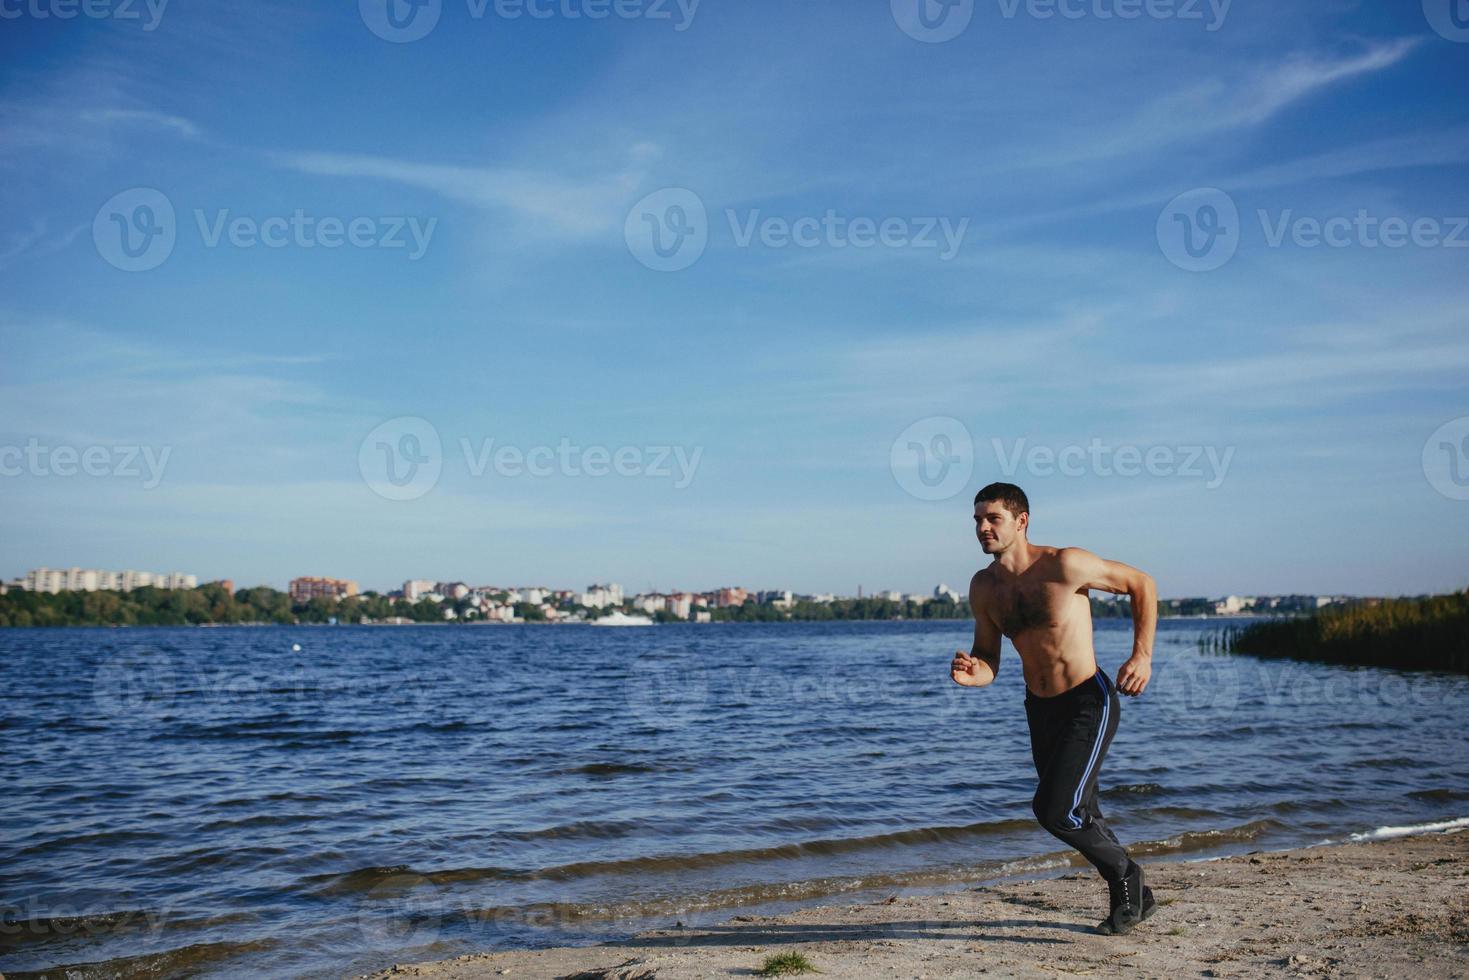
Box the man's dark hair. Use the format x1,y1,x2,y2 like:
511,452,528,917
974,482,1030,520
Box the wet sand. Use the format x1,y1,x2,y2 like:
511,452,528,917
361,828,1468,979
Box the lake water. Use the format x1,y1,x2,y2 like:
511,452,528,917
3,620,1467,978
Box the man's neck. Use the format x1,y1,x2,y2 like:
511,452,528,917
994,538,1039,575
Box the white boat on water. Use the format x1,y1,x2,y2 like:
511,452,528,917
590,610,655,627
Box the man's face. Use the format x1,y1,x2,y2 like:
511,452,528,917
974,501,1025,553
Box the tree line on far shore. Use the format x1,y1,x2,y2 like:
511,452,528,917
0,584,1143,627
0,584,445,627
1221,589,1469,673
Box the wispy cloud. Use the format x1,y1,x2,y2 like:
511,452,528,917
982,39,1424,176
272,147,657,239
77,108,203,140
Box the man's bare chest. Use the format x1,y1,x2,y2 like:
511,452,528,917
989,579,1069,637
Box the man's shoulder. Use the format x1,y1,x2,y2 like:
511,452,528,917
1053,546,1110,586
1053,545,1098,568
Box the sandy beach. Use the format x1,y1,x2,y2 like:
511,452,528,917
362,827,1468,980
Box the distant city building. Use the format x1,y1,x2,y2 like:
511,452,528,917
439,582,470,600
576,583,621,608
19,567,198,594
289,577,359,603
667,592,694,619
1214,595,1245,615
934,583,963,604
712,587,748,608
403,579,437,602
877,589,904,602
632,592,664,614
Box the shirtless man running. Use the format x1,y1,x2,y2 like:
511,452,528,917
950,482,1160,935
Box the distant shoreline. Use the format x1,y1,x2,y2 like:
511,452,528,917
0,614,1284,629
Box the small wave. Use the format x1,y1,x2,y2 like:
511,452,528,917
15,828,169,858
496,819,646,842
554,762,664,777
1127,818,1283,857
1350,756,1419,770
307,817,1040,895
1407,788,1469,803
348,817,1303,929
1139,806,1220,820
1102,782,1164,797
3,937,277,979
0,908,259,950
1348,816,1469,841
1265,797,1348,815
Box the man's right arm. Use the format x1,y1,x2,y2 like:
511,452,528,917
951,573,1001,687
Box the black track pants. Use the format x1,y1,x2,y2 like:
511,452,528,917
1024,668,1133,883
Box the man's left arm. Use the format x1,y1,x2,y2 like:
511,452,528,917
1059,548,1157,696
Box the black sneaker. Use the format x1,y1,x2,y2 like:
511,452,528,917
1095,861,1156,935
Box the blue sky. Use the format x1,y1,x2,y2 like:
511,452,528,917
1,0,1467,597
